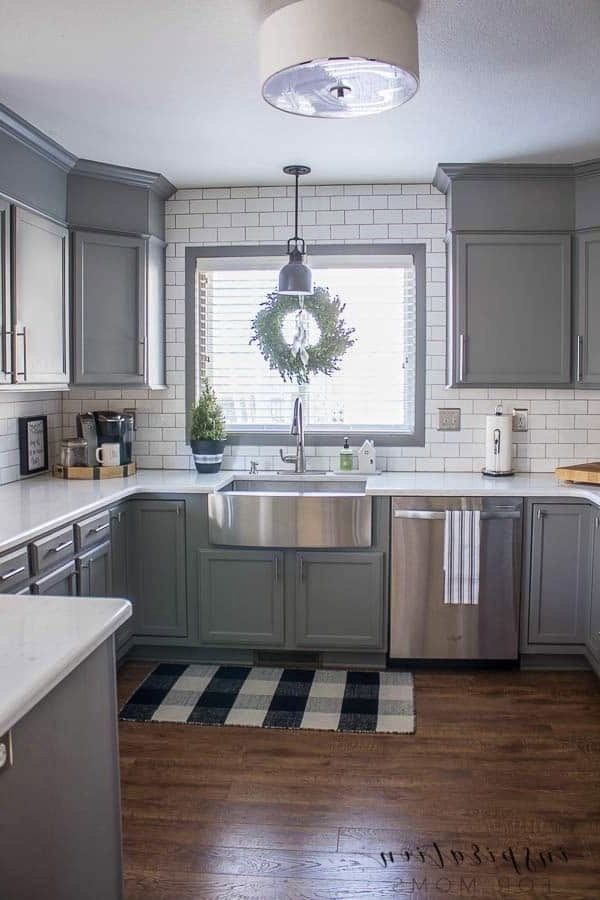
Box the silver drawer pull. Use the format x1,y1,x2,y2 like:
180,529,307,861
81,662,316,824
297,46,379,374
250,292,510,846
92,523,110,534
1,566,26,582
51,540,73,553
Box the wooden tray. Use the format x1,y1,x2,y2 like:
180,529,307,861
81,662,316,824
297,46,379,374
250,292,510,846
52,463,136,480
555,462,600,485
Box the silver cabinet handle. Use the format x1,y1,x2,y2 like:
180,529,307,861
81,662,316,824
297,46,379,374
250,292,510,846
0,330,12,377
537,509,546,520
393,509,520,520
15,327,27,381
274,556,280,583
298,555,304,582
458,333,465,382
92,523,110,534
138,338,146,378
577,334,584,383
1,566,26,582
51,539,73,553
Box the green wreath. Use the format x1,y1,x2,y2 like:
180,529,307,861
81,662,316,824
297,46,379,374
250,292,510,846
250,286,355,384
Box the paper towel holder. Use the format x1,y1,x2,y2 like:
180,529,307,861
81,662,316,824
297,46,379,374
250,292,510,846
482,403,515,477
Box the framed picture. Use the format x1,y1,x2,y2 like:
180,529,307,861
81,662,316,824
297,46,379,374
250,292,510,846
18,415,49,476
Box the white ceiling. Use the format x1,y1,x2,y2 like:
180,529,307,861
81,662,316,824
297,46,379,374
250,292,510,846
0,0,599,187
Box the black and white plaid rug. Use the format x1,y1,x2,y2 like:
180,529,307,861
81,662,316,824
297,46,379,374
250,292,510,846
120,664,415,734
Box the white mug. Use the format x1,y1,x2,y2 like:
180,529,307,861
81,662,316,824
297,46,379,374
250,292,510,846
96,443,121,466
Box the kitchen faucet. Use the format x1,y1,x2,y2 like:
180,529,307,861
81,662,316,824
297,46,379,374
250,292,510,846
280,397,306,474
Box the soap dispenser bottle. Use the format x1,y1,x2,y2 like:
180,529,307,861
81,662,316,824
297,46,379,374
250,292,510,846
339,436,353,472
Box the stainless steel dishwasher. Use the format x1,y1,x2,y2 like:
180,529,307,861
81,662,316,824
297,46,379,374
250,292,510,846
390,496,522,660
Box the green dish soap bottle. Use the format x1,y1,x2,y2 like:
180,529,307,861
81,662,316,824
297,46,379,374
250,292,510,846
339,436,353,472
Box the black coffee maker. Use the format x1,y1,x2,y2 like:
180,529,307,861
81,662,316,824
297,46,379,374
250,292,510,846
93,411,134,465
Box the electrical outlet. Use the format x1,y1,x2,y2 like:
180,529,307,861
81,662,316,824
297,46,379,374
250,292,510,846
512,408,528,432
438,408,461,431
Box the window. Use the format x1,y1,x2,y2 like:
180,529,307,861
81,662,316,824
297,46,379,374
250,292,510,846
187,245,425,445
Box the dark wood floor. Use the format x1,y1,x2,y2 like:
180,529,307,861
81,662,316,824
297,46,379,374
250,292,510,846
118,662,600,899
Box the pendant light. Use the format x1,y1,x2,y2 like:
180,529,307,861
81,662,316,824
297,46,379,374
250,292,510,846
278,164,313,296
259,0,419,119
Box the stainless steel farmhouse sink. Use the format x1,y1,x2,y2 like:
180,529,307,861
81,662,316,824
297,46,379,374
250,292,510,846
208,476,372,548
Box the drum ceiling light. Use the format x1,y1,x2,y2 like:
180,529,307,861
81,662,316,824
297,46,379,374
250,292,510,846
259,0,420,119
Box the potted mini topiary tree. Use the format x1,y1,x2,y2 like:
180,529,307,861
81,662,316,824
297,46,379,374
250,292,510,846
190,381,227,473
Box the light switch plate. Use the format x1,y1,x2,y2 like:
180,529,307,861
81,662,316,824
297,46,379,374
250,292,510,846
438,408,461,431
512,408,528,432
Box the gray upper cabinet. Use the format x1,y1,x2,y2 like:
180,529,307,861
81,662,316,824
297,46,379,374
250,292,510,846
131,500,187,638
451,232,572,386
12,206,69,386
574,229,600,385
198,549,284,647
526,502,592,647
0,198,11,384
73,230,165,388
295,551,385,650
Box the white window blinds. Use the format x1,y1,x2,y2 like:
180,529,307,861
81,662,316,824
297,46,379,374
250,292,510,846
196,260,416,434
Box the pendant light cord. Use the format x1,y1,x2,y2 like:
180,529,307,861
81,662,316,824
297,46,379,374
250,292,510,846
293,171,299,243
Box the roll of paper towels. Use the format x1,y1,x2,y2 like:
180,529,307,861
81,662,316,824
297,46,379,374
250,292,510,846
484,414,513,474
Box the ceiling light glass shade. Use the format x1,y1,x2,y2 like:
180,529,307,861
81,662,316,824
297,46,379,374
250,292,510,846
260,0,419,119
279,246,313,295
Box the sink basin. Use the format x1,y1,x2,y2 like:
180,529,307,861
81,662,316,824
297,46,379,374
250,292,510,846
209,476,372,548
219,478,367,496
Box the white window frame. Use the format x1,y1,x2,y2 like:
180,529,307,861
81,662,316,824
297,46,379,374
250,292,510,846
185,244,426,446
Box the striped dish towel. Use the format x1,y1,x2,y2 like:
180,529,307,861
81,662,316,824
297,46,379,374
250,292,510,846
443,510,481,605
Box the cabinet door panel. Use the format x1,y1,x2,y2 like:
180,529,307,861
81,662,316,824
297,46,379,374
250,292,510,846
78,541,112,598
0,198,11,384
73,231,146,385
576,229,600,384
528,503,591,645
454,233,571,385
198,550,284,647
132,500,187,638
110,505,132,649
13,207,69,384
295,552,384,650
587,516,600,666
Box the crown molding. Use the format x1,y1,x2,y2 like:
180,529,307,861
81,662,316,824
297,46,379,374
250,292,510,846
71,158,175,198
0,102,77,172
433,162,575,194
574,158,600,179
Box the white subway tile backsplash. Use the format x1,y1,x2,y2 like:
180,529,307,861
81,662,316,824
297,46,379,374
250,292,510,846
73,179,600,478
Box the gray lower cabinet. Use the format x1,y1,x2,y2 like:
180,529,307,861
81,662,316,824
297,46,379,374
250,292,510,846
0,197,11,384
575,228,600,384
110,504,132,649
526,502,592,647
198,549,284,647
72,230,165,388
450,232,571,386
295,551,385,650
131,500,187,638
77,541,112,597
12,205,69,386
32,560,77,596
586,514,600,673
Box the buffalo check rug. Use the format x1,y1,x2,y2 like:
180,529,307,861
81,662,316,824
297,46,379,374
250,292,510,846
119,664,415,734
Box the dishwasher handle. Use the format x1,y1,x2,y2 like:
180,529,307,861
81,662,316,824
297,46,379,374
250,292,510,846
393,509,521,520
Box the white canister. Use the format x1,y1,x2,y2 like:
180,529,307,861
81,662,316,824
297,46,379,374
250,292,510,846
483,407,513,476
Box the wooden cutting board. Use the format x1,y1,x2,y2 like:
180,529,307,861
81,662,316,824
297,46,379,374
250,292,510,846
555,462,600,484
52,463,136,480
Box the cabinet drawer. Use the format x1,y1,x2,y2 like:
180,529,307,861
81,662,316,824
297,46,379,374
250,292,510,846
0,547,30,592
31,525,75,574
32,560,77,595
75,510,111,552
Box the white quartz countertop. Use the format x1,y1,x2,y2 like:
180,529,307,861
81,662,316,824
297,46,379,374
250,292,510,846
0,594,131,734
1,469,600,554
